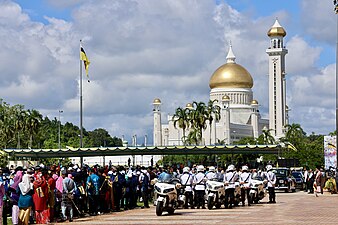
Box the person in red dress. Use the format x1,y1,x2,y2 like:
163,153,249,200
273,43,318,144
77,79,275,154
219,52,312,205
33,170,49,224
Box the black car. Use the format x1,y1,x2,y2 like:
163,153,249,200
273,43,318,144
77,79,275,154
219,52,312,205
272,168,296,193
291,171,304,190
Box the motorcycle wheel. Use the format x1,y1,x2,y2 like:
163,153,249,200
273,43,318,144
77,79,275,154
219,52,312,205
207,196,214,210
156,201,164,216
167,208,175,215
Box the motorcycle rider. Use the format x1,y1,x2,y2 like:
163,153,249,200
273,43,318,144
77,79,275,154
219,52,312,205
266,165,276,203
224,164,238,209
240,165,252,206
193,165,206,209
206,166,217,180
180,167,194,209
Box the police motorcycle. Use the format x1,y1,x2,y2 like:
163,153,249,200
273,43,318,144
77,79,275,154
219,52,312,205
152,177,182,216
206,178,225,209
249,177,267,204
206,166,225,209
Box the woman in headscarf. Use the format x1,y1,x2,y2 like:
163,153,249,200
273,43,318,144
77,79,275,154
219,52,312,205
32,170,49,224
9,170,23,225
18,174,33,225
55,170,64,220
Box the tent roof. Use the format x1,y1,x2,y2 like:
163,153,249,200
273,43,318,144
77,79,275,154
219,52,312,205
4,145,282,159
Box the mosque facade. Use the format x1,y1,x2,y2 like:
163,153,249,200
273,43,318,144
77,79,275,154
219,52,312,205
153,19,288,146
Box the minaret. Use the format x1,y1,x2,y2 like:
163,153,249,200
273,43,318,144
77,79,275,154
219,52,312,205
251,100,259,139
153,98,162,146
266,19,288,138
221,95,231,145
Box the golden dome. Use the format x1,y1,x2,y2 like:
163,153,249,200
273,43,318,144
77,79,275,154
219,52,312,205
209,44,253,89
209,63,253,89
153,98,161,104
222,95,230,101
267,19,286,37
186,103,193,109
251,100,258,105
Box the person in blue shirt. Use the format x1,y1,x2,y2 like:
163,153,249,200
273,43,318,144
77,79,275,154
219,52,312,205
86,168,100,216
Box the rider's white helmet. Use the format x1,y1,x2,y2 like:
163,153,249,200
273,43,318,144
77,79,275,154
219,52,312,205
183,167,190,173
197,165,205,172
242,165,249,171
266,165,273,171
209,166,215,172
227,164,235,172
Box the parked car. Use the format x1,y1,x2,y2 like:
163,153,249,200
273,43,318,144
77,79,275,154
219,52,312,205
272,168,296,193
291,171,304,190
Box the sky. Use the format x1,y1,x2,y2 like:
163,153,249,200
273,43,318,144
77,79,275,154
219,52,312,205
0,0,336,146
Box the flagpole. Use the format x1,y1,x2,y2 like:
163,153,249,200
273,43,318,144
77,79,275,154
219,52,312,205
79,40,84,166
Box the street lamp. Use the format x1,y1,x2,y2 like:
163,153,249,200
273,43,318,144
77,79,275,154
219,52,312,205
58,110,63,149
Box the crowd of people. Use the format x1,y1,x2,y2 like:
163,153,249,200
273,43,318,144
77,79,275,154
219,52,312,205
302,166,337,196
0,162,333,225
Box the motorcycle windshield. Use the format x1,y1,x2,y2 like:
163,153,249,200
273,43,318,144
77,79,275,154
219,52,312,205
158,173,173,183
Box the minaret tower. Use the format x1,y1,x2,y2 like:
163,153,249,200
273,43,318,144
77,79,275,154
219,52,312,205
153,98,162,146
266,19,288,138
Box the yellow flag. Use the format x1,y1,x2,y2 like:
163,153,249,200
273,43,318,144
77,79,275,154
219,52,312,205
80,46,90,81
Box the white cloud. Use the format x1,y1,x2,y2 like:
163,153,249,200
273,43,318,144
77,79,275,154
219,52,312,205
0,0,335,146
300,0,335,44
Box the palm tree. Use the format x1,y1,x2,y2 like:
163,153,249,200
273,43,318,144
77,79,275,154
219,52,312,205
285,123,305,144
186,128,201,145
205,99,221,145
173,107,190,145
189,101,207,145
258,127,275,145
13,105,26,149
25,109,42,148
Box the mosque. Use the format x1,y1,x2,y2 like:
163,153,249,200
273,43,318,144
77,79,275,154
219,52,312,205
153,19,289,146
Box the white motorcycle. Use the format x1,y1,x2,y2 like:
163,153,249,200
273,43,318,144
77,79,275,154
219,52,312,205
206,179,225,210
153,178,181,216
249,178,267,204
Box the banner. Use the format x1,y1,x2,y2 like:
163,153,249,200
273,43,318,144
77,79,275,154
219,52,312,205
324,136,337,169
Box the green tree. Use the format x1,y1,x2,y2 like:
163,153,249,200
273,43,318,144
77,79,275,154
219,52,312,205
173,107,190,145
189,101,207,145
25,109,42,148
257,128,275,145
205,99,221,145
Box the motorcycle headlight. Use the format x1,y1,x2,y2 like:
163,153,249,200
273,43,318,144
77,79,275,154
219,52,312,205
163,188,175,193
155,186,161,193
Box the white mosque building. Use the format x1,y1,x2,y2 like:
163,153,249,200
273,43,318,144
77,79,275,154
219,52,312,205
153,19,289,146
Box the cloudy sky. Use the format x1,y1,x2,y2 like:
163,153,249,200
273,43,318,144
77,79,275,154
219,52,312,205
0,0,335,145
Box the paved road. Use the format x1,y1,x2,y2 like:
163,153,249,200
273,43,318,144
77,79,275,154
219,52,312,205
62,191,338,225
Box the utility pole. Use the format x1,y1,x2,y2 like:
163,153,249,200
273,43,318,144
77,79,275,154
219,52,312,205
58,110,63,149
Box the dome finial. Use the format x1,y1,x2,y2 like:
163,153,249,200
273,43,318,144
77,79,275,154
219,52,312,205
226,41,236,63
267,19,286,37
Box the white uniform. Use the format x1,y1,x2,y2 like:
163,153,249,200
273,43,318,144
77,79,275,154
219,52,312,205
266,171,276,187
206,172,216,180
180,173,193,192
224,171,238,189
240,172,252,188
193,172,206,191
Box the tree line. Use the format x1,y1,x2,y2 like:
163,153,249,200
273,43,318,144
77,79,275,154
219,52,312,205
0,99,122,150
